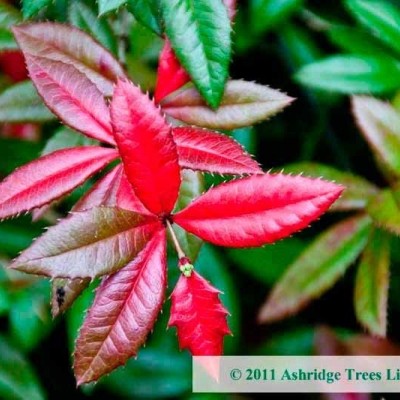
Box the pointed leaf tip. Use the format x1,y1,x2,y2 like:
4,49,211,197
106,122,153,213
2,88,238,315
258,214,372,323
11,207,161,279
74,229,167,384
169,271,230,356
352,95,400,177
12,22,126,96
174,173,344,247
0,147,117,220
111,79,181,215
162,80,294,130
172,127,262,175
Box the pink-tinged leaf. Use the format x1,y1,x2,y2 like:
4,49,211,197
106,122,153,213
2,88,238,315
223,0,236,20
0,146,117,220
168,270,230,355
352,96,400,178
284,162,379,211
161,80,294,130
111,79,181,215
345,335,400,356
74,229,167,385
51,278,91,317
173,173,344,247
354,228,390,337
25,55,114,144
172,127,262,175
314,326,348,356
116,171,153,215
73,165,122,212
13,23,126,96
258,215,371,323
154,40,190,104
10,207,161,279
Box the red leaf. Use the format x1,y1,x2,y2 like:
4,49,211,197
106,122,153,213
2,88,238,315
154,40,190,104
223,0,236,20
13,23,125,96
117,171,153,215
0,51,28,82
74,229,167,384
173,173,344,247
10,207,161,279
0,146,117,220
168,270,230,355
172,127,262,174
73,165,123,212
25,55,114,144
111,79,181,215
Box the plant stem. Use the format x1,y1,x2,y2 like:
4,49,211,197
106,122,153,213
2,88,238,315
166,221,186,259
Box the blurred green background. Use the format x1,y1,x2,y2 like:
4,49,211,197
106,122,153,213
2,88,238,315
1,0,400,399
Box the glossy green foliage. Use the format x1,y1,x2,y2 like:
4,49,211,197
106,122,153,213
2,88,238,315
159,0,231,108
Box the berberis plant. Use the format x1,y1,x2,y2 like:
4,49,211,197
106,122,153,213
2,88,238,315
0,0,344,386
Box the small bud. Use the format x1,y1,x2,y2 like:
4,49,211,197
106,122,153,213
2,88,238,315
179,262,194,277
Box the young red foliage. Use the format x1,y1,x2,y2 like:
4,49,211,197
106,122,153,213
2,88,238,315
169,269,231,355
25,55,115,144
0,50,28,82
174,173,344,247
0,147,117,219
74,230,167,385
111,79,181,216
172,126,262,175
73,165,123,212
154,40,190,104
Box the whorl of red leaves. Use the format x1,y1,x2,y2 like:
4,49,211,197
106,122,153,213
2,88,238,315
0,17,344,385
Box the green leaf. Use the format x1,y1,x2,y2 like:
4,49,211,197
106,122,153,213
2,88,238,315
283,162,379,211
250,0,304,35
0,81,55,123
228,238,305,286
9,280,52,351
11,207,161,279
127,0,162,35
172,170,204,262
367,189,400,234
0,335,45,400
0,1,20,49
346,0,400,55
98,0,126,16
159,0,231,108
258,215,372,323
327,25,392,56
0,1,20,27
41,127,97,155
352,96,400,178
354,228,390,337
22,0,52,19
0,29,18,50
69,0,118,55
279,22,323,70
295,55,400,94
162,80,293,130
